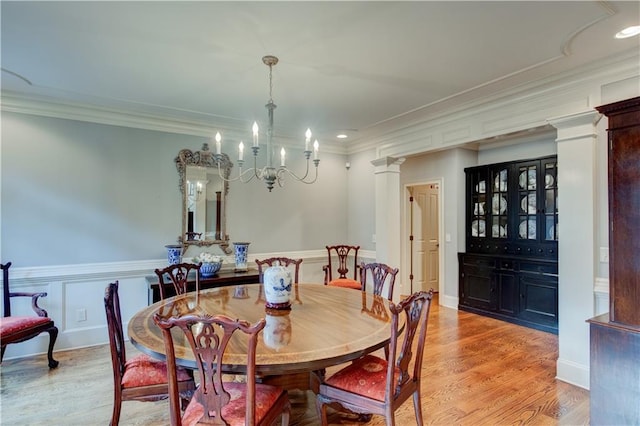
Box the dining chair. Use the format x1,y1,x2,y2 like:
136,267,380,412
359,262,399,300
1,262,59,368
154,262,202,301
153,312,290,426
104,281,195,426
323,245,361,289
316,290,434,426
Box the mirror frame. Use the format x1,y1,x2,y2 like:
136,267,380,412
175,143,233,254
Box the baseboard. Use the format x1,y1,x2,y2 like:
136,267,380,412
556,357,590,390
440,294,459,310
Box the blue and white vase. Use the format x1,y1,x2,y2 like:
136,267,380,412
165,245,182,265
263,261,292,310
233,242,250,272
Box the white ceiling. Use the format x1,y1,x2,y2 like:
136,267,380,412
2,1,639,146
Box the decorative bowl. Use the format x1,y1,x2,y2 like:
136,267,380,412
200,261,222,277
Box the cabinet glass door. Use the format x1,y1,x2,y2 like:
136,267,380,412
517,163,537,240
489,167,508,239
543,160,558,241
470,169,488,238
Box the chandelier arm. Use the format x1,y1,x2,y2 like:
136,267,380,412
277,162,319,184
215,160,258,183
281,157,311,181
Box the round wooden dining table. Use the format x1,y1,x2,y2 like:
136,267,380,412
128,283,393,391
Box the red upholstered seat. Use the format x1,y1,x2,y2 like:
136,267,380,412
324,354,400,402
121,354,192,388
328,278,361,290
0,316,53,339
182,382,285,426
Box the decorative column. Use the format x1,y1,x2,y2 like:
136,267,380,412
548,110,600,389
371,156,405,300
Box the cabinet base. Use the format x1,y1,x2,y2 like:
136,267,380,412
459,304,558,335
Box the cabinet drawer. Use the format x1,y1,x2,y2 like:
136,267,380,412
497,259,514,270
461,256,496,268
519,261,558,275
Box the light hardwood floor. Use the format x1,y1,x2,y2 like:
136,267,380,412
0,297,589,425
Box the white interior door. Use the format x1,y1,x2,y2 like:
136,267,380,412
412,184,440,293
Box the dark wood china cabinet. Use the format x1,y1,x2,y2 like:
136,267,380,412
459,155,559,334
589,97,640,425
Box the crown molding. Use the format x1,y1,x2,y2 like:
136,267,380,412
3,50,636,159
347,49,640,157
0,91,348,155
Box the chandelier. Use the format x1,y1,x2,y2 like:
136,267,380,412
213,55,320,192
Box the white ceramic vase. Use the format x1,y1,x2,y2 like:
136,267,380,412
263,261,292,310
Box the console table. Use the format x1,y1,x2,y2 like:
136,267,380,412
146,269,259,304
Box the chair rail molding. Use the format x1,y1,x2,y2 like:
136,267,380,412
1,249,376,362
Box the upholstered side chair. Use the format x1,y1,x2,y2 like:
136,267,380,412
154,312,290,426
104,281,195,426
0,262,59,368
316,290,434,425
323,245,361,289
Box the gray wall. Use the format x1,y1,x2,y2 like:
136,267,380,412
1,112,349,266
346,148,376,250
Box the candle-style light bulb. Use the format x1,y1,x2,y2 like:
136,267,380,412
313,140,319,160
280,147,286,167
305,128,312,151
238,141,244,161
215,132,222,155
252,122,259,147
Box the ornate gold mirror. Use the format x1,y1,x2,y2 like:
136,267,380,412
175,143,233,254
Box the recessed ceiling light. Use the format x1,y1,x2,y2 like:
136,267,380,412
615,25,640,39
336,134,348,139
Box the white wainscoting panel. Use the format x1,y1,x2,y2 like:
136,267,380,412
3,249,376,361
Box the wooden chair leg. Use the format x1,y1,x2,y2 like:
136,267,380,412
413,390,423,425
281,402,290,425
316,395,329,426
110,388,122,426
46,325,59,368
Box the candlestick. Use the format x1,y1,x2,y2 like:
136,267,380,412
313,140,319,160
238,141,244,161
280,147,286,167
